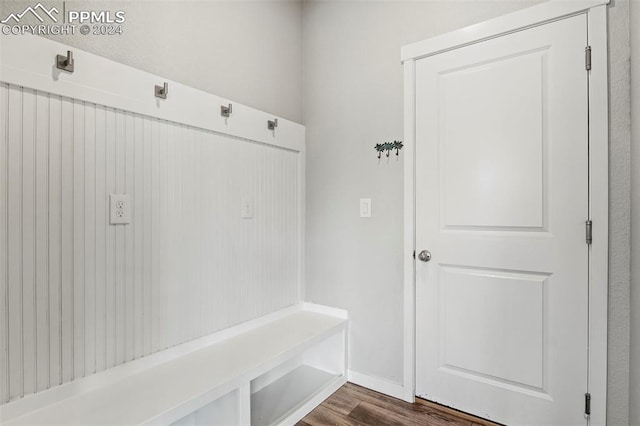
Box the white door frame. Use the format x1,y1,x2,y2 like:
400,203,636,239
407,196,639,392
401,2,609,425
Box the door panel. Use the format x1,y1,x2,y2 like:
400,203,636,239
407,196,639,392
415,14,588,426
441,49,546,230
441,266,547,389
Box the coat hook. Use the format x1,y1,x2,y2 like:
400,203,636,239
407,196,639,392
375,143,383,159
56,50,74,73
155,82,168,99
267,118,278,130
221,103,233,117
394,140,403,156
384,142,392,157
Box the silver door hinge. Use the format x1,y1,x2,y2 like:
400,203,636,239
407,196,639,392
585,393,591,417
585,46,592,71
586,220,593,245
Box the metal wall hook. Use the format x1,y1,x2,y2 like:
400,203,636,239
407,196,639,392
56,50,74,73
221,103,233,117
155,82,168,99
267,118,278,130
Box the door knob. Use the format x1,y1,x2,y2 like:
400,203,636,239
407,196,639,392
418,250,431,262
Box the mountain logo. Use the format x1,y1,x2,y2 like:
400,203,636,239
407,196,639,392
1,3,59,24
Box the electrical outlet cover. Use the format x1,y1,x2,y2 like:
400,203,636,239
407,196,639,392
241,198,253,219
110,194,131,225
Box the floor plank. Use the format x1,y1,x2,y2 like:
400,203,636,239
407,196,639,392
415,399,497,426
298,383,499,426
348,402,408,426
323,389,362,416
302,404,369,426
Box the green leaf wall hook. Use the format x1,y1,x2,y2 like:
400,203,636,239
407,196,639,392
374,140,403,158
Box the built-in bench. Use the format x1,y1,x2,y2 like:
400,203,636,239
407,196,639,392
0,304,348,426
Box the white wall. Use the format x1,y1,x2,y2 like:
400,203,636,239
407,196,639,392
630,0,640,422
303,0,541,386
303,1,632,422
0,0,303,123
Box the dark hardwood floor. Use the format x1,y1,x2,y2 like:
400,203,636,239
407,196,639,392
297,383,499,426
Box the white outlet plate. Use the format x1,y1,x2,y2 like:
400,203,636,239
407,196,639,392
241,198,253,219
360,198,371,218
110,194,131,224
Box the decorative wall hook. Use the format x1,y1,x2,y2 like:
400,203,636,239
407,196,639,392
221,103,233,117
56,50,74,73
375,140,403,159
155,82,168,99
267,118,278,130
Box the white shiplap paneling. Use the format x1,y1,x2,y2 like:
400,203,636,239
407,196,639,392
0,83,301,403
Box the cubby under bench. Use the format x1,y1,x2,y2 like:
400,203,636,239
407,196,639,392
0,304,348,426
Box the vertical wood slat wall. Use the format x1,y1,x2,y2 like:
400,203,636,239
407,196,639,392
0,83,300,403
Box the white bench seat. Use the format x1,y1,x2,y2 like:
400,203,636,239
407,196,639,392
1,305,348,426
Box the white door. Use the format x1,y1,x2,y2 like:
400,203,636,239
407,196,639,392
415,14,589,426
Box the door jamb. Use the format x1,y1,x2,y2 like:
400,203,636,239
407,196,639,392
401,3,609,425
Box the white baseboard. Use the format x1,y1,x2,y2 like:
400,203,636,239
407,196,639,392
347,370,405,401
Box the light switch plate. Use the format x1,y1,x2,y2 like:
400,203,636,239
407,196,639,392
360,198,371,218
110,194,131,224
